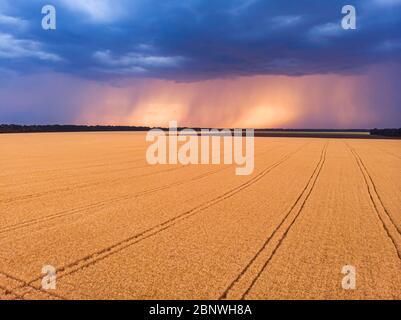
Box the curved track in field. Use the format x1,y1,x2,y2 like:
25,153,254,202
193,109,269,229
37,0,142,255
220,142,328,300
345,142,401,260
19,143,308,296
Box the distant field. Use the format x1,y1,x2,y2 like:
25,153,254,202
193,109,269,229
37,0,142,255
254,131,373,139
1,132,401,299
258,131,370,135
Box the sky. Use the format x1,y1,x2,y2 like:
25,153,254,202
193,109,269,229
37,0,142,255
0,0,401,128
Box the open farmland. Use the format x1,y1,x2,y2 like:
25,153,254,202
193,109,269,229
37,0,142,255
1,132,401,300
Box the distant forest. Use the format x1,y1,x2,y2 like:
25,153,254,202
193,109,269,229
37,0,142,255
0,124,400,137
0,124,369,133
370,128,401,137
0,124,151,133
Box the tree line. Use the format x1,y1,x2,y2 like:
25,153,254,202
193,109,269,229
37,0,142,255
370,128,401,137
1,124,400,137
0,124,151,133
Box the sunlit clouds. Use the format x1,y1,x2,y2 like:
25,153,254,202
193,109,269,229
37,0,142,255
25,63,395,129
1,1,401,128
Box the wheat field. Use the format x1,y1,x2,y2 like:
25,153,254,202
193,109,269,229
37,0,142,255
1,132,401,300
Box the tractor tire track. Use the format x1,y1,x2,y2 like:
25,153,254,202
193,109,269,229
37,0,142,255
220,142,328,300
2,141,269,203
0,160,144,191
1,146,282,236
0,270,65,300
22,142,308,292
2,164,186,204
0,155,145,187
2,143,278,203
0,166,226,236
345,141,401,260
0,284,22,300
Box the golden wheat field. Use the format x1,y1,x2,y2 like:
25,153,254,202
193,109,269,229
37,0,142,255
1,132,401,300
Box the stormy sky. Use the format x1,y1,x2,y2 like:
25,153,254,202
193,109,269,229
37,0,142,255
1,0,401,128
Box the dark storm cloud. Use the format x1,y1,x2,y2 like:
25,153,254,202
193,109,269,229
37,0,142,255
1,0,401,81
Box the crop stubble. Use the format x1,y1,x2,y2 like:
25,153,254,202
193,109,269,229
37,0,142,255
0,133,400,299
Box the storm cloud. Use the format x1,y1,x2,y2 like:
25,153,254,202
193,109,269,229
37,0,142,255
0,0,400,128
1,0,400,80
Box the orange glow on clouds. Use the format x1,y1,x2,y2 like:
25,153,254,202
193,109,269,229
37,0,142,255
76,65,388,128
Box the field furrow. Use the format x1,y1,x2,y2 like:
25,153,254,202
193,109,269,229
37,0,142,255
243,140,401,299
1,133,401,300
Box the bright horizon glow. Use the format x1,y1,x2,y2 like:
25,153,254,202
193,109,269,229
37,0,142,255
56,64,397,129
1,1,401,129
